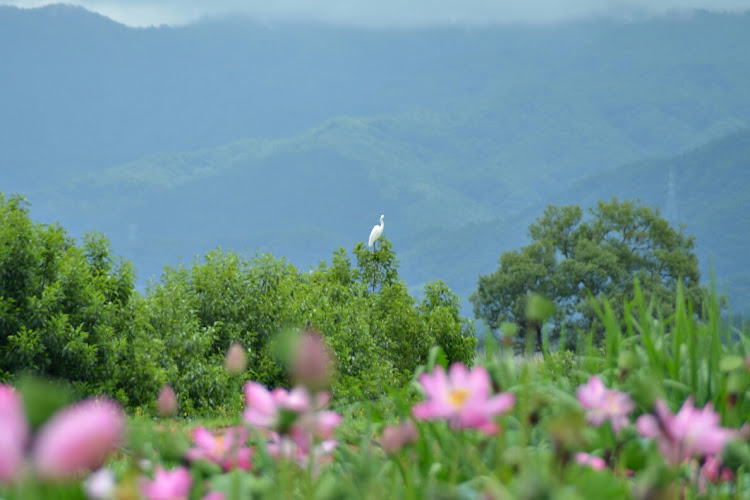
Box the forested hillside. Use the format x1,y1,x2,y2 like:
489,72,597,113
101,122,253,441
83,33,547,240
3,5,749,313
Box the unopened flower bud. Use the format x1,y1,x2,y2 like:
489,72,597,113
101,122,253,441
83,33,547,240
225,342,248,377
290,330,334,391
157,385,178,417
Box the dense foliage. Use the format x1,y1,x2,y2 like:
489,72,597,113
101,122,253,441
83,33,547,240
471,198,706,349
0,194,476,413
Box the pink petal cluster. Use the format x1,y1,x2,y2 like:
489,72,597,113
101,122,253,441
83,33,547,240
243,382,341,436
0,384,125,483
412,363,515,434
0,384,29,482
186,426,253,471
243,381,342,466
575,452,607,470
576,376,634,433
637,398,737,465
140,466,192,500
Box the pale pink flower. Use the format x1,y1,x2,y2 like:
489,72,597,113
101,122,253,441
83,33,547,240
157,385,178,417
203,492,226,500
140,466,192,500
381,420,419,454
225,342,248,376
32,398,126,480
576,376,634,433
412,363,515,434
0,384,29,483
243,382,329,432
185,426,253,471
637,398,737,465
575,452,607,470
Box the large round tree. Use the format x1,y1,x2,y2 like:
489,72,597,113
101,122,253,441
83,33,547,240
471,198,705,349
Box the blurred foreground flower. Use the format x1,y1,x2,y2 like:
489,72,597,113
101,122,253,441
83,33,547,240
576,375,634,433
0,384,29,482
186,426,253,471
0,384,125,483
225,342,248,376
637,398,737,465
140,465,192,500
33,398,126,480
290,330,334,391
412,363,515,434
157,385,178,417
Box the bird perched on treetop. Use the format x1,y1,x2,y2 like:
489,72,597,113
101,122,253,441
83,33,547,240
369,214,385,250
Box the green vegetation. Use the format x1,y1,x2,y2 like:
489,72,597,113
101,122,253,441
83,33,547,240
471,198,706,349
0,193,475,413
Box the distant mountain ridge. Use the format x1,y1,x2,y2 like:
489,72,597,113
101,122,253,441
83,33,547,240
2,5,750,314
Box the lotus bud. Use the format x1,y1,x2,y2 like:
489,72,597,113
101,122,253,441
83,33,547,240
225,342,248,377
290,330,334,391
157,385,178,417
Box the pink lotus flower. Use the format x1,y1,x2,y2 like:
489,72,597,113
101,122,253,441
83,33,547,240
243,382,313,430
637,398,737,465
575,452,607,470
186,426,253,471
140,466,192,500
412,363,515,434
576,376,634,433
32,398,126,480
0,384,29,483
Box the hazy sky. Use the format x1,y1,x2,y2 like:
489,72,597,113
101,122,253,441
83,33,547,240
2,0,749,27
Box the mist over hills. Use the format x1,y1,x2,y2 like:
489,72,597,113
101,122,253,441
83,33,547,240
3,4,750,314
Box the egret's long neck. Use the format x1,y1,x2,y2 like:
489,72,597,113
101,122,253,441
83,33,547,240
380,217,384,229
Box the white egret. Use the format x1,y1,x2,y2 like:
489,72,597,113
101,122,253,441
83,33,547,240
368,214,385,251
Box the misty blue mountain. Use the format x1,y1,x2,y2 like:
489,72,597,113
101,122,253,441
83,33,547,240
2,4,749,314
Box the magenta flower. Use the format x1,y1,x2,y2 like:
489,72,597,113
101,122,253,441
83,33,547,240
140,466,192,500
575,452,607,470
32,398,126,480
637,398,737,465
0,384,29,483
576,376,634,433
186,426,253,471
412,363,515,434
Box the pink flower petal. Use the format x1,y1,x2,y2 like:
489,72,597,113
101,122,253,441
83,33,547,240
33,398,125,480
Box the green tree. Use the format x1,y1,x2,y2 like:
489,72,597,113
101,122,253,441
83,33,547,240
471,198,705,349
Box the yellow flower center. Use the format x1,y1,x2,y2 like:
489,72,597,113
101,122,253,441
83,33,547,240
447,388,470,409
